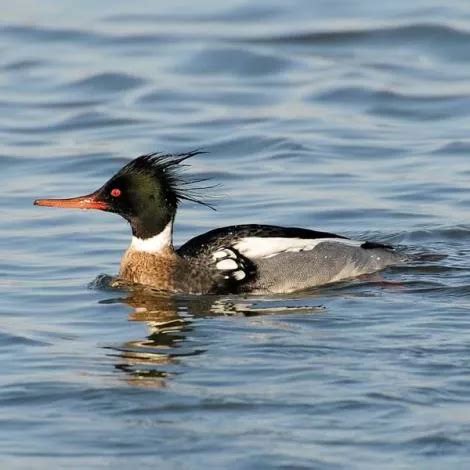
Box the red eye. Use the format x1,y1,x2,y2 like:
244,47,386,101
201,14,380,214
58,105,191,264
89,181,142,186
110,188,121,197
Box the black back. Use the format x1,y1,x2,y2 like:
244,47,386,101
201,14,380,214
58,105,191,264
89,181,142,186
177,224,348,257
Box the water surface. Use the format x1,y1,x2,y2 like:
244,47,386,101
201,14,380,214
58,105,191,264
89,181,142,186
2,1,470,468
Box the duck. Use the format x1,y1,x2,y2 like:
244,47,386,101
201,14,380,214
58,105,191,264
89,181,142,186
34,151,402,294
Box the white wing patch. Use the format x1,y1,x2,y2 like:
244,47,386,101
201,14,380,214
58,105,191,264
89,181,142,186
233,237,363,259
213,248,236,260
216,259,238,270
212,247,249,282
232,270,246,280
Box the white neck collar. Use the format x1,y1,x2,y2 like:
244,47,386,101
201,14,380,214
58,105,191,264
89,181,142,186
129,221,173,253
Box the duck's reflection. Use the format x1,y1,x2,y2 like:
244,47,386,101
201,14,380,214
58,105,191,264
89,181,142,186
99,279,323,389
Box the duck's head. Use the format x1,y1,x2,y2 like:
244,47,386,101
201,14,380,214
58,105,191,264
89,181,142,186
34,151,211,240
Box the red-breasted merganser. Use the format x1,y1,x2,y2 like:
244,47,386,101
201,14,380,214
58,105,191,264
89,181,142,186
34,152,402,294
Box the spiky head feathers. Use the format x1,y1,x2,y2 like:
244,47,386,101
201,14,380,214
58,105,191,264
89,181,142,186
98,151,213,239
110,151,211,210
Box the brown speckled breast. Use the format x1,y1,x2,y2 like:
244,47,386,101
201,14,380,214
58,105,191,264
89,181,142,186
119,247,216,294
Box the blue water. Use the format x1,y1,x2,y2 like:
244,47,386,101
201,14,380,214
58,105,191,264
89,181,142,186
2,0,470,468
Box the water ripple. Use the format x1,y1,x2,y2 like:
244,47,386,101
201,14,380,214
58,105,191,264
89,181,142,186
248,22,470,47
2,1,470,468
66,72,145,93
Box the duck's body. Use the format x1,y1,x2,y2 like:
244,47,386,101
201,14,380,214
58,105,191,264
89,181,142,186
120,223,400,294
35,152,403,294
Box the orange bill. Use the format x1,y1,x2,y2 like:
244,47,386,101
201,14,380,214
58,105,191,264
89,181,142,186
34,192,108,211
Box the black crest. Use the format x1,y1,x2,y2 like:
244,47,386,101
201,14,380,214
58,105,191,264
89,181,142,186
115,150,216,210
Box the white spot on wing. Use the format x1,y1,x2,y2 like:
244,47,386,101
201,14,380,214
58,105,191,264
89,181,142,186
233,270,246,280
234,237,363,259
213,249,236,260
216,259,238,271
